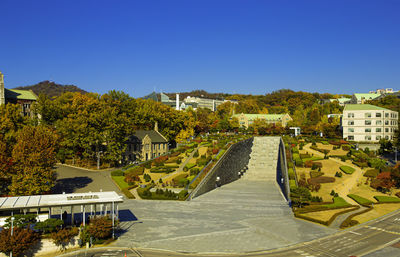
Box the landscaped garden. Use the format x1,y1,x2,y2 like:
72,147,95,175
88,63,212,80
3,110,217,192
284,135,400,228
111,133,252,200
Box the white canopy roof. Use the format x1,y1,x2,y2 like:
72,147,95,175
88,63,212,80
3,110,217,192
0,191,123,211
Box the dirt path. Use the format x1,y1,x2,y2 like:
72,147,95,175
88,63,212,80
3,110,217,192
303,143,364,205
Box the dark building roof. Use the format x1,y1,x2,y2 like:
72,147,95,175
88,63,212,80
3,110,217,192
133,130,168,143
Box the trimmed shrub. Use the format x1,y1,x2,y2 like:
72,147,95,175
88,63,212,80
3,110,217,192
347,194,373,206
190,168,200,176
342,145,350,151
340,166,356,174
364,169,379,178
111,170,124,176
335,171,343,178
310,171,324,178
374,196,400,203
308,176,335,184
300,153,311,159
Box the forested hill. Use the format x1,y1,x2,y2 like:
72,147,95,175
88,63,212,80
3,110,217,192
14,81,87,98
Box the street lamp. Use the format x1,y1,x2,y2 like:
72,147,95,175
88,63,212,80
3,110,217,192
10,216,14,257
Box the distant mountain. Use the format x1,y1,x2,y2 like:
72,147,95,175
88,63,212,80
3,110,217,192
14,81,87,98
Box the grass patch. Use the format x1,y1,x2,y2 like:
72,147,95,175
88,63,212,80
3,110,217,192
374,196,400,203
323,197,352,208
340,165,356,174
112,176,129,189
347,194,374,206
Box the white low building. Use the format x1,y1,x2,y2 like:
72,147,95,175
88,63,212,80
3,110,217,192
342,104,398,142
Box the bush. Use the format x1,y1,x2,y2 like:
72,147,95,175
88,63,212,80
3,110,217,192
364,169,379,178
185,163,196,170
310,171,324,178
141,161,152,169
87,217,113,240
51,227,79,251
342,145,350,151
335,171,343,178
35,218,64,233
178,189,188,200
193,150,199,158
347,194,373,206
300,153,311,159
126,166,145,176
353,161,368,168
374,196,400,203
111,170,124,176
190,168,200,176
308,176,335,184
150,166,175,173
294,158,304,167
340,166,356,174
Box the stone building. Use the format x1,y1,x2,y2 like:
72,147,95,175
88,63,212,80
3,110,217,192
125,123,169,162
342,104,398,142
232,113,292,129
0,71,38,116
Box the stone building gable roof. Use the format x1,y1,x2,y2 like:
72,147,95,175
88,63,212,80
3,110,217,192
134,130,168,143
5,89,37,101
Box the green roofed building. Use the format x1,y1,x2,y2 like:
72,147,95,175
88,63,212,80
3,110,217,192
232,113,292,129
350,93,381,104
0,71,38,117
342,104,398,142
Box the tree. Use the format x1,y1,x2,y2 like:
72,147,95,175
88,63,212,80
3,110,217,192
51,227,79,251
9,126,59,195
87,217,113,240
0,228,40,256
4,214,37,229
35,218,64,233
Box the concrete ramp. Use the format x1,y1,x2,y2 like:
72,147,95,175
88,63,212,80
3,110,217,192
242,136,281,181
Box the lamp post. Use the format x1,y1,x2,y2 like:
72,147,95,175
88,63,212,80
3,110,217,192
10,216,14,257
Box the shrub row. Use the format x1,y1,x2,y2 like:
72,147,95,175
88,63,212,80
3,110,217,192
308,176,335,184
347,194,373,206
340,166,355,174
150,166,175,173
374,196,400,203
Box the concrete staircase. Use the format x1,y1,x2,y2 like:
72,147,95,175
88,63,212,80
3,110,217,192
242,137,280,181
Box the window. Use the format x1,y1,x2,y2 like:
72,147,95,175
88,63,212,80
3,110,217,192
348,128,354,132
365,120,371,125
376,120,382,125
376,128,382,132
385,113,389,118
385,121,389,125
365,136,371,141
385,128,389,132
376,113,382,118
365,128,371,133
365,113,372,118
385,136,389,140
376,136,381,140
348,121,354,125
145,144,149,151
348,113,354,118
348,136,354,140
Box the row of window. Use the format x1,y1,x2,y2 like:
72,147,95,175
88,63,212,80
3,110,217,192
347,135,393,141
348,128,394,133
347,112,398,119
348,120,398,126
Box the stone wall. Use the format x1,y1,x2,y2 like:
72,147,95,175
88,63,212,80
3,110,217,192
189,138,253,199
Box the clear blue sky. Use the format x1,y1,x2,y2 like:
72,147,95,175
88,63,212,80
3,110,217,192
1,0,399,97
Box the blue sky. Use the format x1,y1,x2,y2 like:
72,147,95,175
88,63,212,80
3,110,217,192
1,0,399,97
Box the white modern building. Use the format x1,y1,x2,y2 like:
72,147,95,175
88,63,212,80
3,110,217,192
342,104,398,142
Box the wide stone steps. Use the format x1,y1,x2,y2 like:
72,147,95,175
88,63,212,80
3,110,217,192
242,136,280,182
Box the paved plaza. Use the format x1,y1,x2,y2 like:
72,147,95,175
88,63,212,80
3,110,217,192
114,179,335,253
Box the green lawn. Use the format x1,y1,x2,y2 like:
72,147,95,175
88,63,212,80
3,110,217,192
340,165,356,174
347,194,374,206
323,197,352,208
374,196,400,203
112,176,130,189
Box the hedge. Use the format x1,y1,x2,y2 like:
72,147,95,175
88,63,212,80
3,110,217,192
215,149,226,160
184,163,196,170
340,166,355,174
111,170,124,176
347,194,373,206
308,176,335,184
374,196,400,203
352,161,368,168
364,169,379,178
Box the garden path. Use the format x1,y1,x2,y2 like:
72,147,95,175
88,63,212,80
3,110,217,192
303,143,364,205
161,145,202,180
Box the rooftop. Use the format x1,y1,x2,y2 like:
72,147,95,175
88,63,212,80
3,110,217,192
344,104,392,111
353,93,381,100
0,191,123,211
5,89,38,101
233,113,288,120
134,130,168,143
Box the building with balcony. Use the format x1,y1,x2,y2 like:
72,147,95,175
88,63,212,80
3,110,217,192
342,104,398,142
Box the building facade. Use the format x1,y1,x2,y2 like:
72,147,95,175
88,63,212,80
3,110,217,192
350,93,381,104
232,113,292,129
342,104,398,142
0,71,37,116
125,123,169,162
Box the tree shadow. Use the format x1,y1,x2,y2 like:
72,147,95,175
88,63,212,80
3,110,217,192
52,177,93,194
